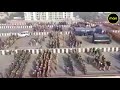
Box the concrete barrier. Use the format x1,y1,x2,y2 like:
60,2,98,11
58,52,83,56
57,49,60,53
53,49,56,53
0,32,49,37
78,48,81,53
0,25,33,29
0,47,120,55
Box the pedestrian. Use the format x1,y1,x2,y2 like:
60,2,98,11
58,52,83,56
102,55,105,61
106,60,111,70
94,56,99,67
94,50,97,56
92,48,95,54
87,56,91,64
99,62,103,71
101,62,106,71
66,66,69,74
80,41,82,47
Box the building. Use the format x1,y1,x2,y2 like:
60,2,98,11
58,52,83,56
6,20,26,25
0,12,8,20
24,12,74,22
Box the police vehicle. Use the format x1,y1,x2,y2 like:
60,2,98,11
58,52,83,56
73,27,95,36
92,33,111,44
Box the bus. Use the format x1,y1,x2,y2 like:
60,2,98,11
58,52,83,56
92,34,111,44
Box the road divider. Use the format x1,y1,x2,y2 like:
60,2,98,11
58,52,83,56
1,30,120,37
0,25,32,29
0,31,70,37
0,25,70,29
0,47,119,55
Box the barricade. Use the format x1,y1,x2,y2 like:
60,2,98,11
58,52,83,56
0,47,120,55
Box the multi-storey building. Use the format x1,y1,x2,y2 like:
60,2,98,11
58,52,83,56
0,12,8,19
24,12,74,22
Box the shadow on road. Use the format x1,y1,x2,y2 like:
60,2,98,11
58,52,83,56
82,37,92,44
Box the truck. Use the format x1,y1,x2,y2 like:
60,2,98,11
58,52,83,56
73,27,95,36
92,33,111,44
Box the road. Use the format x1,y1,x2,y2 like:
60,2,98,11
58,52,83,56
23,54,37,78
56,52,120,77
0,33,64,50
0,32,119,50
0,52,120,78
5,35,49,49
63,34,120,48
0,28,33,33
0,55,14,75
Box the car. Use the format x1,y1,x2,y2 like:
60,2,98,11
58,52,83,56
18,31,30,37
92,34,111,44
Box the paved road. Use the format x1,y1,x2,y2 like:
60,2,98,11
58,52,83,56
76,36,120,48
0,52,120,78
56,52,120,76
23,54,37,78
0,28,33,33
7,35,49,49
0,55,14,75
64,34,120,48
1,33,64,50
0,33,119,50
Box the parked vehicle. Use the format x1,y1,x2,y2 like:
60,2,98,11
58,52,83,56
18,31,30,37
92,34,111,44
73,27,95,36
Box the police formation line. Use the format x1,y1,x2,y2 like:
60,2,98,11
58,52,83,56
0,47,120,55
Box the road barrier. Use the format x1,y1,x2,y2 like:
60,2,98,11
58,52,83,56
0,31,71,37
0,25,32,29
0,47,120,55
0,25,70,29
1,29,120,37
111,30,120,33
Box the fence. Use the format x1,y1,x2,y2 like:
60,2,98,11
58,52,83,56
0,25,70,29
0,25,32,29
0,47,119,55
111,30,120,33
0,31,70,37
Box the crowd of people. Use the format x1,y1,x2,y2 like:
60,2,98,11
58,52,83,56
4,50,31,78
33,25,49,32
0,35,19,49
48,32,60,48
28,36,45,46
88,48,111,71
30,49,57,78
71,22,87,27
67,32,82,48
32,21,72,32
72,50,87,75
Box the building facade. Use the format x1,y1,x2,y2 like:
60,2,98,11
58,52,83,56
24,12,74,22
0,12,8,20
